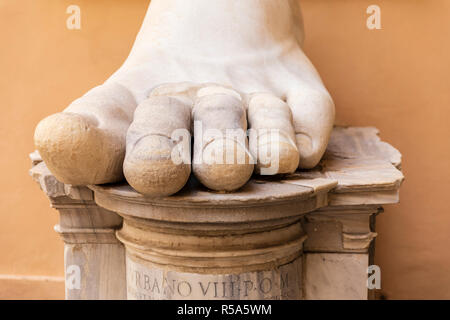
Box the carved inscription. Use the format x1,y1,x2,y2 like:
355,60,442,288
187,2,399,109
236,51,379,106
126,257,302,300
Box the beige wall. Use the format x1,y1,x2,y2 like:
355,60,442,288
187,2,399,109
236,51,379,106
0,0,449,299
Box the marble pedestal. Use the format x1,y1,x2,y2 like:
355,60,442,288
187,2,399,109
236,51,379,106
30,127,403,300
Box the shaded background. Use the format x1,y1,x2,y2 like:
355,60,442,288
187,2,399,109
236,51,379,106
0,0,449,299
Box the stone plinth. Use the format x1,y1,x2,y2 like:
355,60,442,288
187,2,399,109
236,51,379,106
30,127,403,300
89,173,334,300
29,156,126,300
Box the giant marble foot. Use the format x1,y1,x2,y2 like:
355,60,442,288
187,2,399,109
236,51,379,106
34,0,335,196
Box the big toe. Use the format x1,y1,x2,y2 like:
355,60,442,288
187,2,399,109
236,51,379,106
34,112,124,185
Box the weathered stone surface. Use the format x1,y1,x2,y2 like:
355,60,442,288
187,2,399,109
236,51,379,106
127,256,302,300
30,153,126,300
64,243,126,300
304,253,369,300
303,206,380,253
324,126,402,168
33,0,335,194
31,126,403,300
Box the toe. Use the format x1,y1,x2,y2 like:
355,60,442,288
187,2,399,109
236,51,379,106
247,93,299,174
123,135,191,197
34,82,136,185
193,138,253,191
123,95,192,197
34,112,124,185
192,86,254,191
287,87,335,169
